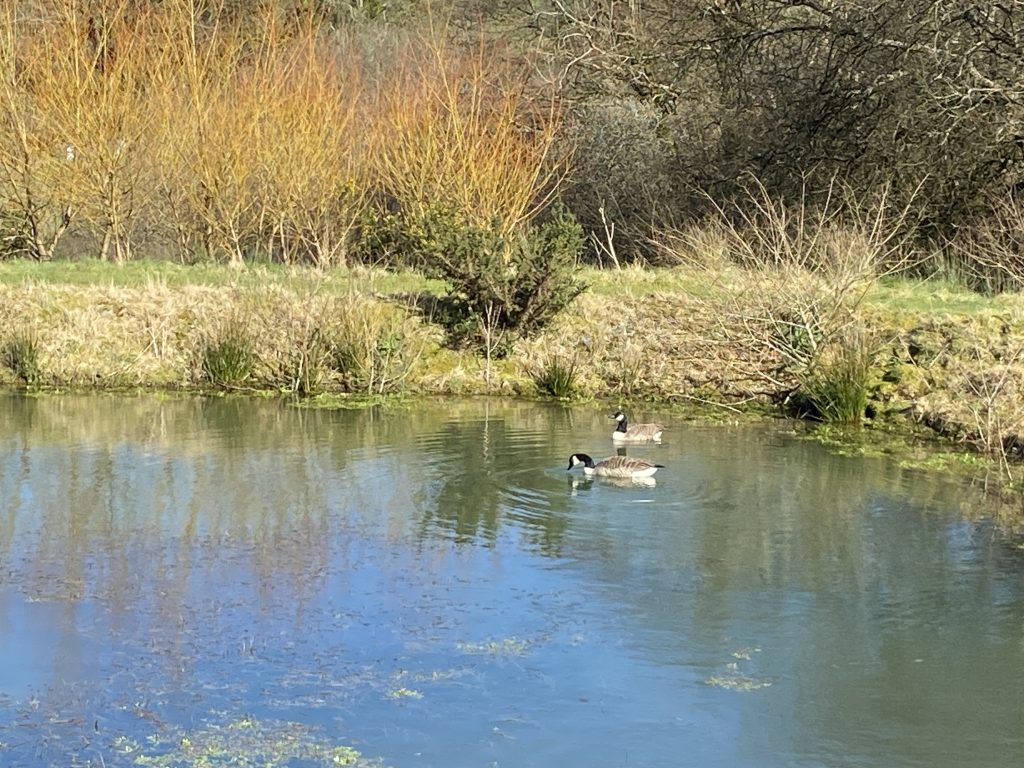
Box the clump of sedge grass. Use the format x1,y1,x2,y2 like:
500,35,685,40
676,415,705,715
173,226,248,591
200,322,256,388
798,326,875,425
1,329,42,385
532,354,579,398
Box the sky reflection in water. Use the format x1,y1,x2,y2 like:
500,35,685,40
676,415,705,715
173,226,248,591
0,394,1022,767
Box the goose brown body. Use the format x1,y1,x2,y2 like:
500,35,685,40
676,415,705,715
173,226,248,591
611,411,665,442
567,452,664,479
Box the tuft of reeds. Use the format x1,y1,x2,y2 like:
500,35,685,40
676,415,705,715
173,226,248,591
200,322,256,388
798,326,875,425
273,326,332,396
533,354,578,398
1,328,41,385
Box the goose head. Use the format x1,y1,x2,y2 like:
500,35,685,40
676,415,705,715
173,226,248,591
567,453,595,470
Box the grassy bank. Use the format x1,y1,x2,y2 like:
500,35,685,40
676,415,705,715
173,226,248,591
2,259,1023,480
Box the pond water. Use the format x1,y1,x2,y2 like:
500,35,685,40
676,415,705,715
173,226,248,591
0,394,1023,767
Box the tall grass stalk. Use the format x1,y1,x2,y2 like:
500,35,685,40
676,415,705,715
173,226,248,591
331,297,421,394
282,328,332,396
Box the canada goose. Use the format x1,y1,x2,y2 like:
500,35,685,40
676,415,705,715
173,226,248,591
567,452,664,479
611,411,665,442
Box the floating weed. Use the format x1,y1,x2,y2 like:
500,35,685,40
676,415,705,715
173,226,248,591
705,647,772,692
113,734,140,755
296,392,414,411
386,687,423,700
806,423,893,458
457,637,530,657
397,667,473,685
896,451,990,472
731,646,762,661
704,674,775,692
127,716,372,767
810,422,1000,477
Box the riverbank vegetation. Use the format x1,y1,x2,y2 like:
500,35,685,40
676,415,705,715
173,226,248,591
2,1,1024,486
3,259,1024,478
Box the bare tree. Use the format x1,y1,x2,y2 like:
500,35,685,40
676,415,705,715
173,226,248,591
524,1,1024,256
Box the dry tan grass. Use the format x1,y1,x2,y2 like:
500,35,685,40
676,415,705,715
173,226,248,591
644,181,919,424
519,289,779,403
0,282,437,392
896,315,1024,465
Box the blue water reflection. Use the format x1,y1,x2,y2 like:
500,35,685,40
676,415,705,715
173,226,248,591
0,394,1021,767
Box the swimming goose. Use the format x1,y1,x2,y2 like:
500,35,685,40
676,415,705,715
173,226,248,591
567,452,664,479
611,411,665,442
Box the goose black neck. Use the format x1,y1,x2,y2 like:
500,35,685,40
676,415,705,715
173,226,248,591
615,419,629,433
576,453,595,468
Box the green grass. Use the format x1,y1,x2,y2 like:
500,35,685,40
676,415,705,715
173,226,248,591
201,324,257,388
583,265,721,298
866,275,1024,316
0,258,445,296
801,343,873,425
584,265,1021,316
0,258,1017,321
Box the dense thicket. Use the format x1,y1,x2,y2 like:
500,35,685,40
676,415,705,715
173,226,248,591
0,0,586,344
5,0,1024,284
505,0,1024,266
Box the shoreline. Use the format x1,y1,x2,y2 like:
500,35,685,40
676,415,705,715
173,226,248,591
0,261,1022,500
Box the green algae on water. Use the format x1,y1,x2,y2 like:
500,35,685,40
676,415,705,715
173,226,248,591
119,716,374,767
